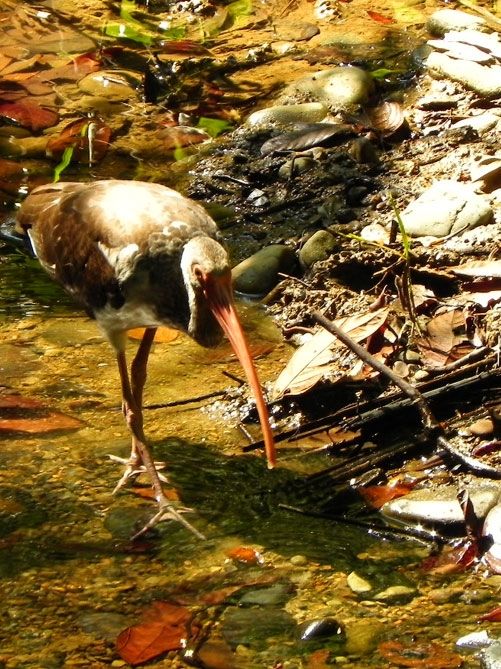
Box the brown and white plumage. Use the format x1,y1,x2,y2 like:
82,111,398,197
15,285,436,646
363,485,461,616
16,180,276,538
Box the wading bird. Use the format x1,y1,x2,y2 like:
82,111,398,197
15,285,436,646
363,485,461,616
15,180,276,538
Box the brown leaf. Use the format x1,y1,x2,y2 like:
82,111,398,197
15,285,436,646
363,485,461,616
421,540,479,574
46,118,111,163
200,585,245,605
132,486,180,501
116,601,195,666
288,426,361,450
416,309,470,367
0,412,83,434
307,649,332,669
197,639,236,669
128,327,179,343
0,393,83,433
272,308,389,399
0,100,58,131
0,394,44,410
359,483,414,509
450,259,501,278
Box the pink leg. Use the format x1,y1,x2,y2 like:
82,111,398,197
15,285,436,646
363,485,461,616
113,328,205,539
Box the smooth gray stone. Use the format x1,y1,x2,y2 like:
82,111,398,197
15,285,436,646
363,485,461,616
381,482,501,525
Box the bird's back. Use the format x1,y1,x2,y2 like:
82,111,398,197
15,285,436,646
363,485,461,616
16,180,223,328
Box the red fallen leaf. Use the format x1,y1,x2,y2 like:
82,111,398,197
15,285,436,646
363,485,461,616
0,412,83,434
0,393,83,433
116,601,196,666
46,117,111,163
367,10,396,24
0,394,45,409
227,546,264,565
478,606,501,622
421,540,479,575
359,483,414,509
378,640,463,667
0,101,58,131
0,159,27,192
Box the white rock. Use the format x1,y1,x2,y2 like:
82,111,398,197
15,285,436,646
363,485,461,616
400,180,493,238
426,9,486,36
426,51,501,98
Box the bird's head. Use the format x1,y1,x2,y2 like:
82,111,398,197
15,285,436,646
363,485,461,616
181,235,276,469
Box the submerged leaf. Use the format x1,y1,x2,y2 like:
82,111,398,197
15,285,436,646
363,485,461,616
117,601,195,666
0,101,58,131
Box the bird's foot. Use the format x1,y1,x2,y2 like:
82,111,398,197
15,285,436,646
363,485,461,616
132,499,206,541
108,454,168,494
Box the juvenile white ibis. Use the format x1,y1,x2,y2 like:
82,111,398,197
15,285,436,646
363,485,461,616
15,180,276,538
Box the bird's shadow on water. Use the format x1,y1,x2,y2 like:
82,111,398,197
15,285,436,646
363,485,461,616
0,437,376,578
140,438,377,572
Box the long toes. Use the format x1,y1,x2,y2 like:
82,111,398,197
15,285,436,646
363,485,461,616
132,503,206,541
108,455,169,494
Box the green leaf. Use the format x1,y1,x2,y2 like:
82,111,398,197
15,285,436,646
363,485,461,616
197,117,232,138
173,146,187,161
104,22,153,46
227,0,253,19
105,0,154,46
53,146,74,183
370,68,394,80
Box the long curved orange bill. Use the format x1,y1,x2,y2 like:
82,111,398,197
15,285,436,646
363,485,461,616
202,270,276,469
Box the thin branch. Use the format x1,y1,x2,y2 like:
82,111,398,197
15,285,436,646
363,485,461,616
312,310,438,431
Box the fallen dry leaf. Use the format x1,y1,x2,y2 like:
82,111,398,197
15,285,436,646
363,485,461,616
478,606,501,622
227,546,264,564
450,259,501,278
0,393,83,433
359,483,414,509
0,100,58,131
0,413,83,434
272,308,389,399
116,601,196,666
128,326,179,343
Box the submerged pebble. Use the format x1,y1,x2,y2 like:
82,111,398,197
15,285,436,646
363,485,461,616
281,66,375,111
297,617,344,641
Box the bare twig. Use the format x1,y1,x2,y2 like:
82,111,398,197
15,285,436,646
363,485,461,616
312,310,438,431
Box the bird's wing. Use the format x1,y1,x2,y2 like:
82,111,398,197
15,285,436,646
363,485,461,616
16,182,125,312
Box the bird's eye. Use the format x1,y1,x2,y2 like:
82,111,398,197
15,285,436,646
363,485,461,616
193,266,204,283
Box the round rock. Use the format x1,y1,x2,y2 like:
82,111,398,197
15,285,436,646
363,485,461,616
246,102,328,126
232,245,297,295
78,70,141,101
381,482,501,526
282,66,375,111
299,229,338,268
